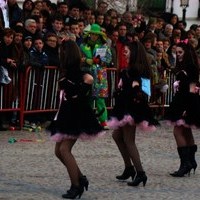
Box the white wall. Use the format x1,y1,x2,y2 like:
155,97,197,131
172,0,199,19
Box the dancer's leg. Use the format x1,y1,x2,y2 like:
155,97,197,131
59,139,80,186
55,142,83,177
122,124,143,171
112,128,132,167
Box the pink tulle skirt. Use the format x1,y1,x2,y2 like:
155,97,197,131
165,120,198,129
107,115,156,132
50,131,106,142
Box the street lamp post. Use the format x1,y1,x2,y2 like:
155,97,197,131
198,0,200,18
171,0,174,13
126,0,129,11
180,0,189,22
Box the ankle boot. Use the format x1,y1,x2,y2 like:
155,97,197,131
62,184,84,199
116,166,136,180
170,146,192,177
189,145,197,174
79,175,89,191
127,171,147,187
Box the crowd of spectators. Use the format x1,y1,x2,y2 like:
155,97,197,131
0,0,200,129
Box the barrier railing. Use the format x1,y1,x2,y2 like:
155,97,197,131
0,66,176,129
0,69,21,111
20,66,60,128
105,68,118,109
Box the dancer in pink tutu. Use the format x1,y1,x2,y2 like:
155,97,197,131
108,41,158,187
47,40,104,199
165,41,200,177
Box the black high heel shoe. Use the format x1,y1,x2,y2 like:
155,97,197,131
170,146,192,177
62,184,84,199
170,164,192,177
189,145,197,174
116,166,136,180
80,175,89,191
191,162,197,174
127,171,147,187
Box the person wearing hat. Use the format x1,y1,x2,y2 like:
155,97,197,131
80,23,112,129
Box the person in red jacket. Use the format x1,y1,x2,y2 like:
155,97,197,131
116,22,128,71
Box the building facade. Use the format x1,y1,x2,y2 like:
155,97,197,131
15,0,200,19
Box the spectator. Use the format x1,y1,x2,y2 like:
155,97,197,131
169,13,179,28
34,0,43,11
109,29,119,68
121,11,134,33
82,6,93,25
31,15,45,38
57,1,69,24
167,43,177,68
65,3,80,24
24,18,42,41
177,20,187,40
22,35,33,69
195,25,200,40
0,28,17,128
116,22,128,71
95,12,104,27
96,0,108,15
44,33,60,67
0,28,17,71
145,17,157,35
7,0,22,28
107,8,118,18
46,13,64,36
29,37,48,68
12,25,24,68
0,0,6,28
88,13,96,25
41,0,52,13
158,23,173,40
21,0,35,22
69,20,82,46
31,8,40,16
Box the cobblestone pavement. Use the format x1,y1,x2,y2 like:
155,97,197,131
0,121,200,200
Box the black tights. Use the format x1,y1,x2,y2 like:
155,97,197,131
173,126,195,147
112,124,143,172
55,139,82,186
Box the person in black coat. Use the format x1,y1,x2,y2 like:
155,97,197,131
44,33,60,67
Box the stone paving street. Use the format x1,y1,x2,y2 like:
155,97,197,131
0,121,200,200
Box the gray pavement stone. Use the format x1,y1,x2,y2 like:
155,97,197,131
0,121,200,200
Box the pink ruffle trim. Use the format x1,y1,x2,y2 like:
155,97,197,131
50,131,106,142
165,120,197,129
107,115,156,132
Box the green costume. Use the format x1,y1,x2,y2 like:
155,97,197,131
80,24,112,124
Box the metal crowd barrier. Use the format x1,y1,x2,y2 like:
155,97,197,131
0,69,21,112
20,66,60,128
105,68,118,109
0,66,176,129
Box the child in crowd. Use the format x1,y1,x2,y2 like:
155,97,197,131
29,37,48,68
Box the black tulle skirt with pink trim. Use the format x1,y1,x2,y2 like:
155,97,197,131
107,92,159,131
46,98,105,142
165,92,200,128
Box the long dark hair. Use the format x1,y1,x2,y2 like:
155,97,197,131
175,42,199,80
127,41,151,78
60,40,82,81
